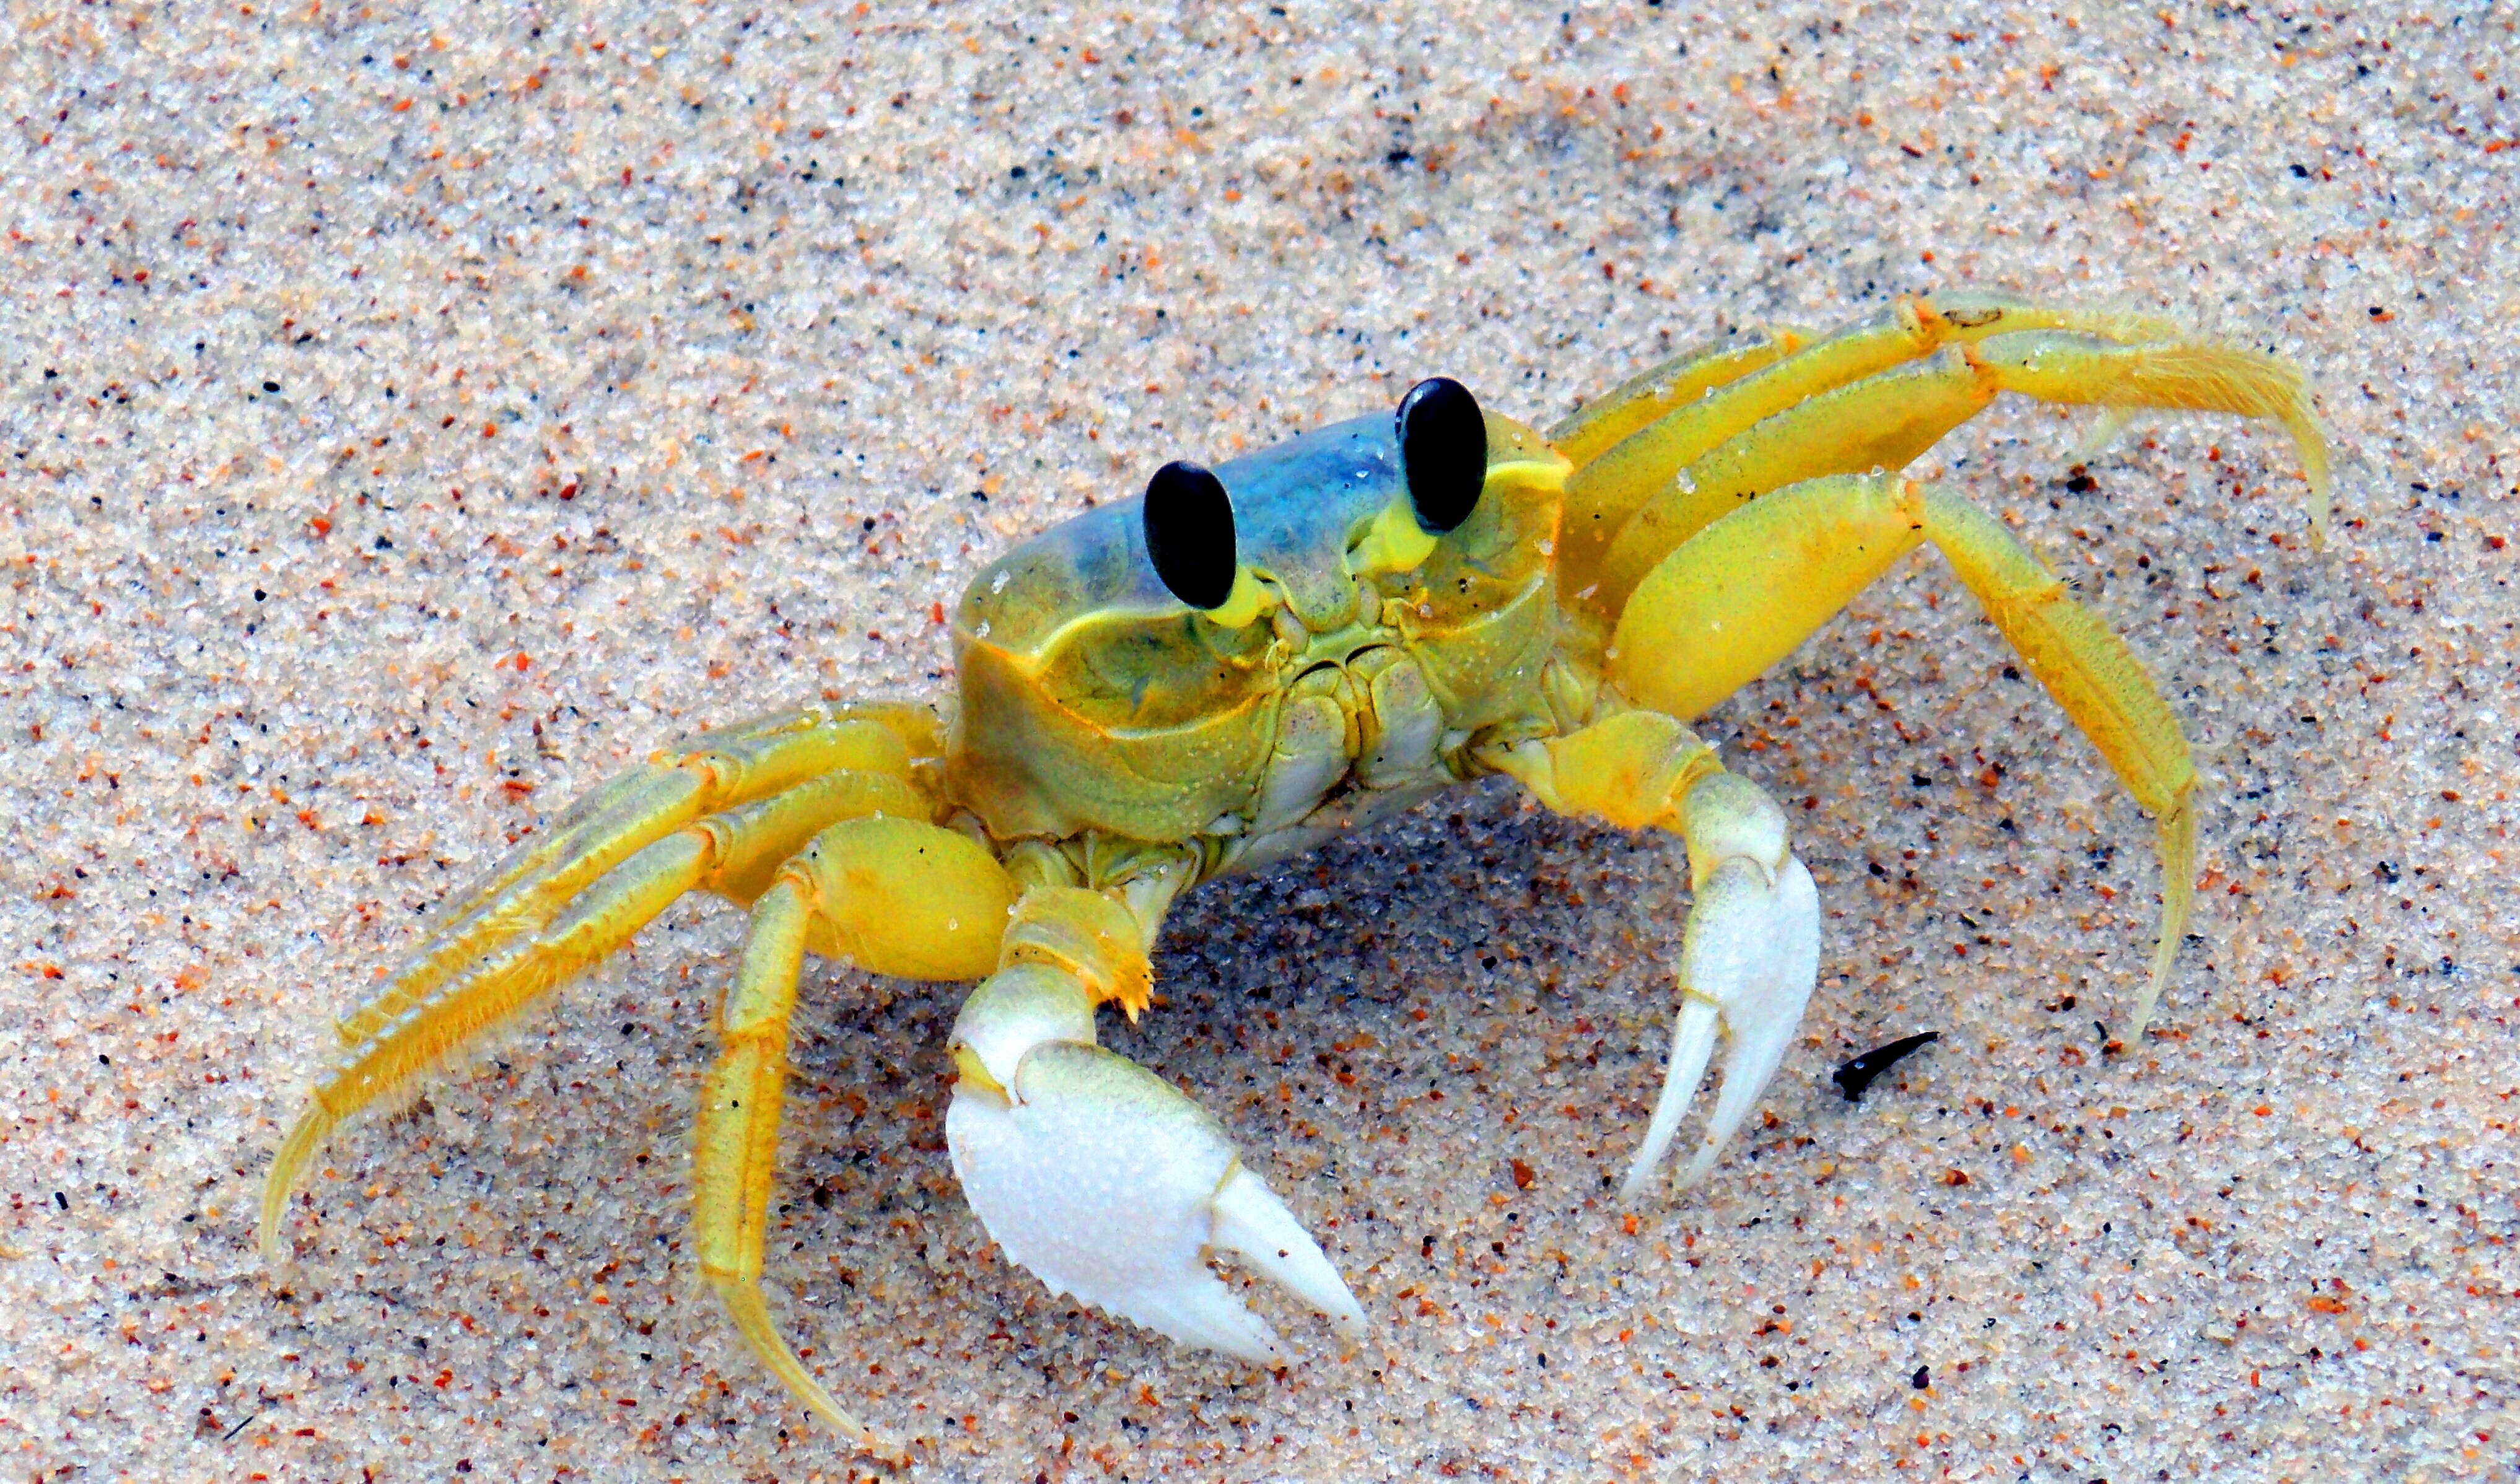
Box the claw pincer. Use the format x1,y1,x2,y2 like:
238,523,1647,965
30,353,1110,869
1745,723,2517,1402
261,292,2327,1448
947,965,1365,1362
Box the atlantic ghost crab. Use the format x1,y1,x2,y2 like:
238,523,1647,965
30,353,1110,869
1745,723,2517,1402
261,292,2326,1456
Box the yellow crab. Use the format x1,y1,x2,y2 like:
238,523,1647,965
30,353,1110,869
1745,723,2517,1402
260,292,2326,1457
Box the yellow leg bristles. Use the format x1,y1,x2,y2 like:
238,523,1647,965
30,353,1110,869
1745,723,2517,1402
1965,328,2331,546
331,710,914,1049
1557,293,2327,1033
691,878,891,1447
1559,292,2331,621
261,712,935,1273
684,821,1025,1447
707,1275,902,1461
1918,487,2203,1028
2141,800,2200,1042
997,883,1160,1018
1604,470,2217,1031
1549,323,1810,472
257,1102,338,1265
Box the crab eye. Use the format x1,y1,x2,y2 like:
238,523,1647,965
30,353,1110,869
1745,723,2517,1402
1142,459,1239,610
1397,376,1487,534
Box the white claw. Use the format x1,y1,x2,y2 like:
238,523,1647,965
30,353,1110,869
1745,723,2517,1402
1210,1166,1369,1341
947,1037,1363,1364
1675,855,1819,1189
1621,995,1720,1202
1624,773,1823,1198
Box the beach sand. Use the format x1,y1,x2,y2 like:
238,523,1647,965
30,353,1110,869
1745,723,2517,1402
4,3,2513,1478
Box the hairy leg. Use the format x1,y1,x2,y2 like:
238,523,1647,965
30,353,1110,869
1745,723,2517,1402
331,707,931,1047
690,814,1016,1456
1557,294,2328,608
1548,323,1812,472
260,759,925,1263
1611,470,2198,1036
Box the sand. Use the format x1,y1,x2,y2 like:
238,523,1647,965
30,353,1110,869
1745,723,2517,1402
4,2,2514,1479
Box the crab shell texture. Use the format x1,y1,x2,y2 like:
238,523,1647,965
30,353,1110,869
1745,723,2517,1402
948,409,1568,860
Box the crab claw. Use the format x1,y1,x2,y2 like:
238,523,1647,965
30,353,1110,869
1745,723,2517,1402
946,972,1365,1362
1622,772,1823,1199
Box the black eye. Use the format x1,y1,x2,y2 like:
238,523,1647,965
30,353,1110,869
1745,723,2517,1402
1397,376,1487,534
1142,460,1238,609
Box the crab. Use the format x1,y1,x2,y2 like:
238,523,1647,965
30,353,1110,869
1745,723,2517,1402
260,292,2327,1457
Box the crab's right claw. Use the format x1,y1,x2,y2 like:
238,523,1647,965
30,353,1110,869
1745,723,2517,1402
1622,773,1823,1199
945,967,1365,1363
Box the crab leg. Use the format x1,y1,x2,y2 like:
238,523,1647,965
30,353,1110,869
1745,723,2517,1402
1556,293,2329,606
1547,323,1813,471
1611,470,2198,1037
1482,711,1820,1193
260,764,930,1263
1587,326,2329,615
945,879,1368,1364
693,816,1015,1458
333,705,935,1049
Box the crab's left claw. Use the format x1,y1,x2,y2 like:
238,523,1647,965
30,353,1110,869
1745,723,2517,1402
1622,773,1822,1198
945,965,1367,1362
